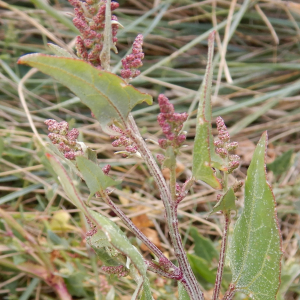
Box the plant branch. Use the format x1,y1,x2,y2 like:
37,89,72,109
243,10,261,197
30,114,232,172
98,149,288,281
144,260,182,280
212,212,230,300
99,189,178,271
222,283,236,300
127,114,204,300
169,160,177,202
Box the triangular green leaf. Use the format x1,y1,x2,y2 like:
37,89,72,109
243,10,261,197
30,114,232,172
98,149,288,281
18,54,153,132
209,187,236,215
228,132,282,300
192,32,222,190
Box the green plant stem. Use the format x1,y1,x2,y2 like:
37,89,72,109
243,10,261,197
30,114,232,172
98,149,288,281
212,212,230,300
127,114,204,300
99,189,179,274
170,163,177,202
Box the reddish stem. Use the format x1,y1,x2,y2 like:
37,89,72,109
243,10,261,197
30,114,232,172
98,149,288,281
127,114,204,300
213,212,230,300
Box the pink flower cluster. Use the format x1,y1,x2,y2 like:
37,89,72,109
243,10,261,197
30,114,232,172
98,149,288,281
101,265,129,278
157,94,188,150
45,119,82,160
121,34,144,80
214,116,240,173
110,125,137,157
69,0,119,68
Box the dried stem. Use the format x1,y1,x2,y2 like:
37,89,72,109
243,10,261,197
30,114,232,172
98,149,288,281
212,212,230,300
127,114,204,300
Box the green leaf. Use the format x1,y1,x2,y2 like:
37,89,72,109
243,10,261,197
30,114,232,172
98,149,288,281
178,282,190,300
228,132,282,300
65,273,87,297
18,55,153,132
87,208,153,300
209,187,236,215
190,227,218,263
46,143,81,179
46,153,152,299
162,146,176,169
192,32,222,190
267,149,293,176
187,253,216,284
45,153,87,213
47,43,73,58
76,156,120,202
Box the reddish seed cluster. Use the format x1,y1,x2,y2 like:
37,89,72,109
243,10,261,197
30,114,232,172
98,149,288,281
69,0,119,68
157,94,188,150
110,125,138,157
101,265,129,278
214,116,240,173
121,34,144,80
102,164,111,175
45,119,82,160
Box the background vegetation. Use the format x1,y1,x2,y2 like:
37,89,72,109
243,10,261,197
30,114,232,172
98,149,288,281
0,0,299,299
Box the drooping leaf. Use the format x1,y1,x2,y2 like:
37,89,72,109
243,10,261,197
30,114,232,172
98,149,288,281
76,156,120,203
87,208,153,300
267,149,293,176
209,187,236,215
18,55,153,132
46,153,152,299
45,153,87,214
192,32,222,190
190,227,218,263
228,132,282,300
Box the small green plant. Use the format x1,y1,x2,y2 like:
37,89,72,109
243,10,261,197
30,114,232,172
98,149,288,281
17,1,282,299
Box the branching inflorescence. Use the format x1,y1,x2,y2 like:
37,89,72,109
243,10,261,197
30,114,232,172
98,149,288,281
69,0,119,68
157,94,188,150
